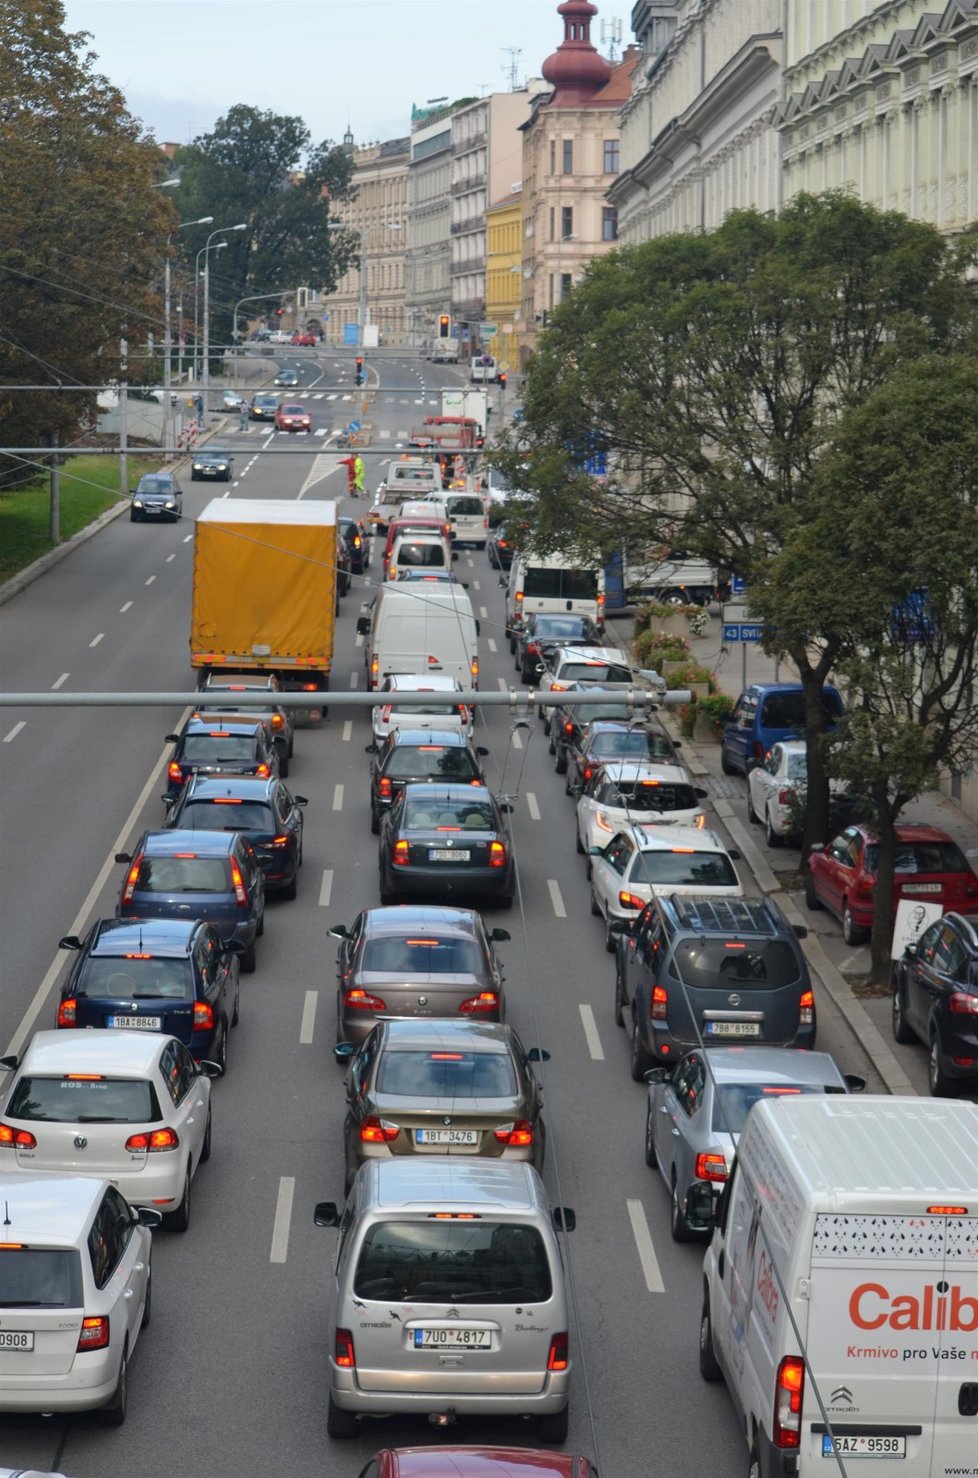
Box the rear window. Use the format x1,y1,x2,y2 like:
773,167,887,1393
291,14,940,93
559,663,632,684
447,497,484,516
354,1220,552,1304
180,799,273,831
180,734,256,763
533,616,592,639
523,568,598,600
386,746,478,781
136,857,230,894
7,1076,161,1124
760,690,843,729
590,731,673,762
78,956,193,999
389,703,462,721
614,782,701,814
672,938,802,990
403,795,495,830
395,543,447,568
361,937,482,974
376,1051,516,1097
713,1082,831,1134
864,841,970,875
629,850,738,889
0,1247,83,1309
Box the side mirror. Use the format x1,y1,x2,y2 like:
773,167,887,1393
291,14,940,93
164,733,179,743
364,742,378,754
792,924,808,940
685,1181,721,1231
333,1042,356,1062
328,924,349,939
136,1206,164,1228
905,941,918,958
160,794,174,807
490,927,511,942
451,550,459,561
608,919,633,938
222,939,245,955
114,852,132,864
356,616,370,636
844,1074,867,1093
476,746,489,757
535,663,546,674
0,1054,20,1072
552,1207,576,1233
198,1060,223,1079
58,935,82,951
672,740,682,749
728,849,742,860
694,787,708,799
526,1047,551,1063
500,802,514,814
644,1066,670,1085
293,795,309,806
314,1201,341,1228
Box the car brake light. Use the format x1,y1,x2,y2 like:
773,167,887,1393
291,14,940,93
950,992,978,1015
460,991,499,1015
854,878,874,899
493,1119,533,1146
799,988,815,1026
345,988,387,1011
596,592,605,619
270,713,284,732
168,761,184,782
256,763,270,778
124,1128,179,1152
229,858,248,906
0,1124,37,1149
57,997,77,1027
618,891,644,909
302,683,317,692
489,841,506,868
378,776,393,799
360,1116,399,1143
515,591,523,605
370,656,379,687
353,535,361,547
121,855,142,905
393,839,411,867
270,834,289,847
563,721,574,735
77,1316,110,1352
773,1355,804,1448
334,1328,356,1368
651,985,668,1020
380,705,392,723
547,1331,569,1371
193,1001,215,1030
527,641,540,656
695,1153,728,1183
778,787,794,806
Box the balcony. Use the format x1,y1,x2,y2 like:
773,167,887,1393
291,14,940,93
450,217,485,236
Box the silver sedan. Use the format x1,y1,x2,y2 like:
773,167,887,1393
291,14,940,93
644,1045,864,1241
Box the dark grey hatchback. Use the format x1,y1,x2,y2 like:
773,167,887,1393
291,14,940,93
130,471,183,523
115,829,266,972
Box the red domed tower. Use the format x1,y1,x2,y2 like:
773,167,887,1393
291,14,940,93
541,0,613,104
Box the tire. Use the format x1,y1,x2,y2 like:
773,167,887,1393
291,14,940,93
140,1264,152,1329
765,808,783,849
748,1441,760,1478
613,964,626,1029
670,1170,695,1243
720,744,736,775
575,830,584,855
370,806,380,836
508,635,516,655
165,1167,192,1232
200,1105,212,1163
240,937,257,974
554,745,567,776
256,908,265,937
281,871,298,901
746,789,758,825
699,1292,722,1380
548,733,556,756
231,978,240,1026
278,755,290,779
327,1395,357,1439
130,510,139,523
604,918,616,954
537,1405,569,1444
590,887,601,917
629,1009,652,1081
929,1028,954,1097
215,1025,228,1076
644,1101,657,1166
100,1343,128,1426
891,976,915,1044
804,871,823,911
842,900,867,946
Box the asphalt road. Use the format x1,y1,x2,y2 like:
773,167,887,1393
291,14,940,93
0,349,885,1476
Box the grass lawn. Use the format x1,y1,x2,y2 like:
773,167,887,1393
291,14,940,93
0,454,161,582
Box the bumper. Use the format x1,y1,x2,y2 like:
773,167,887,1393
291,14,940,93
385,865,515,901
329,1366,570,1418
108,1155,188,1210
0,1347,123,1413
647,1020,816,1061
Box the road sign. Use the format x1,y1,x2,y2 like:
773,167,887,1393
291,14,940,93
731,575,748,596
480,323,497,335
343,322,359,346
723,623,767,643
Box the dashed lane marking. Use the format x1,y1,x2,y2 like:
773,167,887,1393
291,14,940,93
342,720,352,742
3,722,25,744
166,553,176,563
626,1199,665,1294
527,792,541,821
578,1004,605,1061
52,673,69,689
349,671,359,688
269,1176,295,1264
318,869,334,906
512,729,523,750
145,576,155,586
332,783,344,811
183,534,192,543
89,633,104,647
479,606,487,618
547,879,566,918
487,638,497,653
120,601,133,612
299,991,318,1045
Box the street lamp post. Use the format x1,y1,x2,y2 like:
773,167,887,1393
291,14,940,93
194,249,223,383
201,223,246,424
163,214,213,456
233,292,288,346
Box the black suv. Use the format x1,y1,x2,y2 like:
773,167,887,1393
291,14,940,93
612,894,814,1079
365,728,489,834
892,911,978,1095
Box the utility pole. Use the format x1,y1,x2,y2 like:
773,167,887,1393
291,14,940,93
49,429,60,544
119,336,128,499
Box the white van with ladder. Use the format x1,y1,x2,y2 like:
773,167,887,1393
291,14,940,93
695,1095,978,1478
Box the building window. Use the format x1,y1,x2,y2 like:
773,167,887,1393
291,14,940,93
549,206,555,242
603,139,620,173
560,273,572,301
602,207,618,241
549,138,556,174
561,206,573,240
562,139,573,174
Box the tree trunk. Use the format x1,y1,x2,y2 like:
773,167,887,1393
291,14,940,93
869,790,898,984
793,640,841,861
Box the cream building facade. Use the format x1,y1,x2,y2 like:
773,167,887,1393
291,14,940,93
325,134,410,347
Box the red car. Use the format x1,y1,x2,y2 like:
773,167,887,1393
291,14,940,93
368,1451,596,1478
275,402,311,432
292,331,316,346
805,822,978,944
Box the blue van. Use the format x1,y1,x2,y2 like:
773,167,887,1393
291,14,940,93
720,682,844,775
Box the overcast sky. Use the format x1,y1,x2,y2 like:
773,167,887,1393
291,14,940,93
62,0,631,151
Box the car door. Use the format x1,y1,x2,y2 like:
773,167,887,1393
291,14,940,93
90,1186,146,1349
593,832,634,918
903,918,943,1037
816,828,855,916
751,745,779,816
925,922,969,1042
170,1039,208,1167
236,837,264,919
478,920,506,994
723,693,755,771
576,772,602,848
194,930,226,1032
344,1029,379,1165
653,1053,696,1176
620,903,655,1013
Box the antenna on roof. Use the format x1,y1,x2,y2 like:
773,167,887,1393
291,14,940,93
502,47,522,91
3,1201,10,1227
601,17,623,61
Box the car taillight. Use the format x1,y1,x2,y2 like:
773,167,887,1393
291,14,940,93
651,985,668,1020
0,1124,37,1149
334,1328,356,1368
359,1116,400,1143
193,1001,215,1030
270,713,284,732
547,1331,569,1371
515,591,523,606
854,878,874,898
582,766,593,781
353,535,362,547
595,811,614,832
563,720,574,735
229,858,248,906
270,834,289,847
460,991,499,1015
370,656,379,688
57,997,77,1028
168,761,184,783
778,787,794,806
256,763,270,778
393,838,411,867
380,705,392,723
950,992,978,1015
799,988,815,1026
619,891,644,910
527,642,540,656
124,1128,179,1152
345,988,387,1011
773,1355,804,1448
121,855,143,905
596,592,605,622
695,1152,728,1183
378,776,392,799
493,1119,533,1146
489,841,506,868
694,813,707,828
77,1316,110,1352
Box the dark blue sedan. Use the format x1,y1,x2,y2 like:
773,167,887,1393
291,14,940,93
165,775,307,899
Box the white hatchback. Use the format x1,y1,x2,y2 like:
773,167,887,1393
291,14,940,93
0,1030,219,1232
588,824,743,950
576,761,707,859
0,1173,158,1421
746,737,848,848
371,674,475,744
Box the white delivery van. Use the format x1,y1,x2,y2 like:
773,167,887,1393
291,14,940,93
445,490,489,549
503,551,605,650
470,355,498,384
695,1095,978,1478
358,583,479,690
387,460,443,498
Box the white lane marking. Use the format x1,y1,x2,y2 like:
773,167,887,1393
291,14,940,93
479,606,487,618
89,632,104,647
145,575,155,586
166,553,176,563
313,392,325,400
578,1004,605,1061
299,990,318,1045
487,637,497,653
349,671,359,688
497,677,507,691
183,533,193,543
466,557,474,568
333,783,344,811
527,792,541,821
547,879,566,918
222,488,231,497
51,673,69,689
119,601,133,613
472,580,481,591
269,1176,295,1264
3,722,26,744
355,633,364,648
319,869,334,907
512,729,523,749
626,1199,665,1294
1,730,189,1063
342,720,353,742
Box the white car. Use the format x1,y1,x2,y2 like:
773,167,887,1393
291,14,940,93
588,824,743,950
576,761,707,859
371,674,475,744
0,1030,219,1232
0,1173,157,1421
746,737,847,848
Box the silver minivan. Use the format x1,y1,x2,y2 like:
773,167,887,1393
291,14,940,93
314,1159,575,1442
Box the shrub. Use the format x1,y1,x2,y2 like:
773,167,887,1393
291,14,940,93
661,661,716,689
634,629,691,665
698,692,733,732
634,600,703,636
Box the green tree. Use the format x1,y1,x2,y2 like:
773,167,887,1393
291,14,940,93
0,0,174,480
171,106,356,353
499,194,978,853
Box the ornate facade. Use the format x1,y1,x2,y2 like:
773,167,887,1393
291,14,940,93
326,134,410,346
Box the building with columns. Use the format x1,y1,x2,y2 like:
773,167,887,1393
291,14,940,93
325,131,410,346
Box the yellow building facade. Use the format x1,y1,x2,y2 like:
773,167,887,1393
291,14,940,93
484,192,523,375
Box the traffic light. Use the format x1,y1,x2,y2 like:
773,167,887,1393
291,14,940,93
498,372,507,389
275,307,284,318
355,356,364,386
438,315,450,339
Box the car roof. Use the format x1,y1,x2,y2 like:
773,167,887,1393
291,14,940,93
626,825,726,851
139,829,236,858
362,905,480,940
182,776,277,802
387,1449,578,1478
89,917,198,955
387,675,462,693
662,895,788,937
554,646,630,664
388,729,468,746
367,1158,541,1213
379,1020,512,1054
400,783,494,804
593,761,689,783
0,1173,114,1241
20,1029,171,1077
848,822,956,845
700,1046,847,1089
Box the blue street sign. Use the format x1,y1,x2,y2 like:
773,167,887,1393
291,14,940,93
723,623,767,643
731,575,748,596
343,322,359,345
891,588,935,644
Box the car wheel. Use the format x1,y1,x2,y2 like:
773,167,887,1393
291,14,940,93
508,634,516,655
699,1292,722,1381
891,976,915,1044
748,1440,761,1478
140,1264,152,1329
604,917,616,954
216,1026,228,1076
543,714,552,737
928,1028,954,1097
746,788,758,825
670,1171,695,1244
240,937,257,974
200,1106,212,1163
804,870,823,911
279,754,290,778
720,744,736,776
629,1009,652,1081
164,1167,191,1233
613,964,626,1029
327,1395,357,1439
370,805,380,836
644,1101,657,1167
548,731,556,755
554,745,567,776
842,900,867,946
764,808,783,849
575,830,584,854
100,1342,128,1426
231,978,240,1025
537,1405,569,1444
590,887,601,917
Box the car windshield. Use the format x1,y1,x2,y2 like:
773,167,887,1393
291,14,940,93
180,734,256,763
135,857,230,893
403,796,495,830
712,1082,831,1134
590,731,672,761
447,497,484,516
863,840,971,875
490,470,512,492
7,1076,161,1123
559,662,633,684
78,956,194,998
376,1050,516,1097
361,936,482,974
395,543,447,568
280,404,304,415
671,938,801,990
0,1248,83,1309
523,568,597,600
136,477,171,495
613,782,701,813
386,746,478,781
628,850,738,888
353,1221,552,1304
571,703,634,724
180,800,274,831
